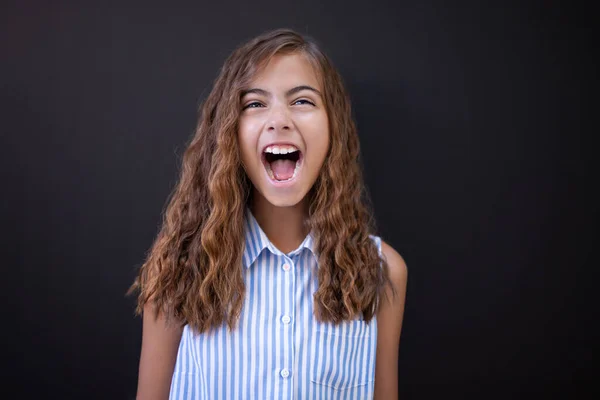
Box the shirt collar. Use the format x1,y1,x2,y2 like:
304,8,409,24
242,206,316,269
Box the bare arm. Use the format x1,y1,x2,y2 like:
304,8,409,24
136,302,184,400
374,240,408,400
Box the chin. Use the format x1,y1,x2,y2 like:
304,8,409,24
261,189,307,208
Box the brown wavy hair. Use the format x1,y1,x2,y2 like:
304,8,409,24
128,28,396,334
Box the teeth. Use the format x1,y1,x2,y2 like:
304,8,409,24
265,158,302,182
265,162,275,180
264,145,298,154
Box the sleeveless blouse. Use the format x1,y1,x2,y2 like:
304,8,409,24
169,207,382,399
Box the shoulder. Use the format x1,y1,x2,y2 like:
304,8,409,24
373,239,407,397
380,239,408,295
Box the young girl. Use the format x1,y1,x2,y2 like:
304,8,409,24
129,28,407,400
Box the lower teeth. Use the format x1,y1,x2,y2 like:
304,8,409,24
266,161,300,182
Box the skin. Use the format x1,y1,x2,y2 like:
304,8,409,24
136,302,183,400
374,241,408,400
238,53,330,253
135,52,407,399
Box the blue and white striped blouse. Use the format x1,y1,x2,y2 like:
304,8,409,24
169,207,382,399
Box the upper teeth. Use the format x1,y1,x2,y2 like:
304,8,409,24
264,145,299,154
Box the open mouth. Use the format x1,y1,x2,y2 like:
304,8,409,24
261,147,303,183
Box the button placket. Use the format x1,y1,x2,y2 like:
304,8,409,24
278,257,295,387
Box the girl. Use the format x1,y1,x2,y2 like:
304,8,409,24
129,28,407,400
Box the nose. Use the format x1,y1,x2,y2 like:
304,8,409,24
266,103,292,132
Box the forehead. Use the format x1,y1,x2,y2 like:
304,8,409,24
249,53,321,90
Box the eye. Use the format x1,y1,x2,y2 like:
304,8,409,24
293,99,315,106
243,101,264,110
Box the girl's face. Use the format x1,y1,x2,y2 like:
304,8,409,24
238,53,330,208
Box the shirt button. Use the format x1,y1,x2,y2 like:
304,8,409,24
281,315,291,324
280,368,290,378
282,263,291,271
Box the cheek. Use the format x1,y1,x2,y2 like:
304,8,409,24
313,116,330,162
237,121,257,160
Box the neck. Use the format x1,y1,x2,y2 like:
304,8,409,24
250,189,310,254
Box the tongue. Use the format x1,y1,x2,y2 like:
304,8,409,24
270,159,296,181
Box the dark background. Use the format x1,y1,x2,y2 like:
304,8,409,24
1,0,593,399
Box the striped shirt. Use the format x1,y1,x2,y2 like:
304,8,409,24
169,207,382,399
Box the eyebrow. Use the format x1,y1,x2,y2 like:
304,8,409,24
240,85,322,99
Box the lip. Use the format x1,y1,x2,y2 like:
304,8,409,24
261,147,304,188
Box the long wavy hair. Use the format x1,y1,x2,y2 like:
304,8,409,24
128,28,396,334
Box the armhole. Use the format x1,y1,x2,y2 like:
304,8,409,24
368,234,384,318
368,234,383,262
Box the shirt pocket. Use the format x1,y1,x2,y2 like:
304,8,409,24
310,318,375,392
